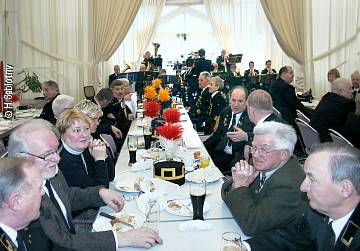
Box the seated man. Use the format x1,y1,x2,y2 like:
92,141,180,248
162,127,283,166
0,157,43,251
108,65,121,86
261,60,276,75
204,86,254,173
244,61,259,77
241,143,360,251
310,77,355,142
221,122,307,243
8,119,162,251
351,70,360,97
40,80,60,124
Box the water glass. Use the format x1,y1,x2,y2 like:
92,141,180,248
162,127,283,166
221,232,242,251
144,199,160,233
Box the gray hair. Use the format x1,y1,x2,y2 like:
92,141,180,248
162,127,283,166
230,86,248,99
52,95,75,118
210,76,224,90
0,157,33,208
331,77,351,94
42,80,59,90
95,88,113,101
247,90,273,113
310,143,360,194
74,99,103,118
8,119,55,156
254,121,297,155
200,71,211,79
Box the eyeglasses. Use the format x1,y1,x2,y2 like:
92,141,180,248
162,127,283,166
20,150,59,161
250,146,279,156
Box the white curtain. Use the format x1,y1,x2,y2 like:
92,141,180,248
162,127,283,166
311,0,360,97
107,0,166,77
203,0,293,75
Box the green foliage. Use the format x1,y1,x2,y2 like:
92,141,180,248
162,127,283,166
14,71,42,93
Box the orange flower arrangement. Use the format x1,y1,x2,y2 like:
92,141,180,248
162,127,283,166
158,88,170,102
153,78,162,89
144,85,157,100
157,124,183,140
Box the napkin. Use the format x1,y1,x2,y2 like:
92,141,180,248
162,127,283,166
139,177,180,194
131,159,153,172
178,220,213,232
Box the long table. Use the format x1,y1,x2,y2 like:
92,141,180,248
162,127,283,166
95,107,248,250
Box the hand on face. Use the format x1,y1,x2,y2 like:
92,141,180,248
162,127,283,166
231,160,259,189
117,227,163,248
99,188,124,212
89,139,107,161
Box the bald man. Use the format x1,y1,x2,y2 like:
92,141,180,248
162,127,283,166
310,77,355,142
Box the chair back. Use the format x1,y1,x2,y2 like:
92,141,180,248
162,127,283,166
329,129,353,146
84,86,95,100
296,109,310,123
100,134,117,158
273,107,282,118
295,118,321,154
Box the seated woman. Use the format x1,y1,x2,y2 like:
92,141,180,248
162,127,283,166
204,76,226,134
57,109,110,189
343,94,360,148
74,99,115,179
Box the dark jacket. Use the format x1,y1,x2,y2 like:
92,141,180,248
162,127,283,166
204,91,227,134
343,112,360,148
40,93,60,125
310,92,355,142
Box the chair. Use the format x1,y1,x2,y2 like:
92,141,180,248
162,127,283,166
100,134,117,159
272,107,282,118
329,128,353,146
296,109,310,123
295,118,321,154
84,86,95,100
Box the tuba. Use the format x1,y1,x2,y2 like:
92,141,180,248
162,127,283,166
122,63,131,73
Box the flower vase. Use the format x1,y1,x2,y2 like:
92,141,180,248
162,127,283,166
159,137,179,160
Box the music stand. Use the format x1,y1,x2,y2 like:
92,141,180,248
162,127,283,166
259,73,277,85
211,72,227,81
228,54,243,64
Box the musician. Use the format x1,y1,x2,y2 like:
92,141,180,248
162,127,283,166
230,64,241,77
141,51,153,68
261,60,276,75
108,65,121,86
139,64,146,72
244,61,259,77
212,63,219,73
216,49,230,72
193,48,212,77
204,76,226,135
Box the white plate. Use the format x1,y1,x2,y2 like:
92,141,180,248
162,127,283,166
131,159,153,172
139,177,180,194
115,178,142,193
93,213,143,232
165,198,210,217
185,168,222,183
16,113,34,118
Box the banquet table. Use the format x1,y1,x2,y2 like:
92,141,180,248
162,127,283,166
94,106,249,250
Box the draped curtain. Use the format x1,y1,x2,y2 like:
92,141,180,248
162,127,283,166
107,0,165,75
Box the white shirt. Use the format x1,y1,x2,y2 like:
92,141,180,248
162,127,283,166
330,209,355,242
0,222,18,247
224,112,243,155
125,92,137,115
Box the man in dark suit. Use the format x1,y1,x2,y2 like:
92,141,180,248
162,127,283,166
193,49,212,77
269,66,309,130
216,49,230,72
239,143,360,251
189,71,211,131
204,86,254,173
108,65,121,86
8,119,162,251
39,80,60,125
244,61,259,77
222,121,309,251
0,158,43,251
351,71,360,98
261,60,276,75
310,77,355,142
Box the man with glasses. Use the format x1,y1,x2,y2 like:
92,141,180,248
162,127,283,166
8,119,162,251
221,121,308,249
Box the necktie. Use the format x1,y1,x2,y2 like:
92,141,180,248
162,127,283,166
227,113,237,147
16,232,26,251
259,172,266,188
45,180,76,234
323,221,335,251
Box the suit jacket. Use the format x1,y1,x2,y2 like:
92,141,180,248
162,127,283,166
189,86,211,123
40,93,60,125
0,227,17,251
221,156,308,236
108,73,120,86
310,92,355,142
204,91,227,133
193,58,212,77
204,107,254,155
343,113,360,148
270,77,309,128
261,68,277,74
24,171,116,251
216,56,230,72
244,69,260,76
308,203,360,251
